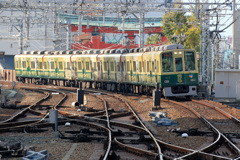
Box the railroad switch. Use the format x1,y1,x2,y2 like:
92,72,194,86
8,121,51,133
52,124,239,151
172,128,213,136
65,128,105,135
24,126,48,133
61,128,106,142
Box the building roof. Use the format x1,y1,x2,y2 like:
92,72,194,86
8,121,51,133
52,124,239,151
59,14,162,31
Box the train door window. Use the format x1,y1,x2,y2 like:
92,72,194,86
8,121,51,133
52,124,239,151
104,62,107,71
147,61,151,72
127,61,130,71
143,61,145,72
133,61,136,72
122,61,125,72
67,62,70,70
152,61,155,72
27,61,30,68
93,62,96,71
184,52,195,71
50,62,55,69
59,62,63,70
22,61,26,68
44,62,47,69
38,62,42,69
86,62,90,70
110,62,114,71
78,62,82,70
139,62,142,72
156,61,159,72
117,62,120,71
162,52,173,72
16,61,18,68
98,62,100,70
72,61,75,69
175,58,183,72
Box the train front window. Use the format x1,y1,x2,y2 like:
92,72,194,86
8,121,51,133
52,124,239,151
162,52,173,72
184,52,195,71
175,58,183,72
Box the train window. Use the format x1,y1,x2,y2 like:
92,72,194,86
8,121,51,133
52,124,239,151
50,62,54,69
162,52,173,72
133,61,136,72
122,62,125,72
22,61,26,68
86,62,90,70
67,62,70,70
184,52,195,71
139,62,142,72
78,62,82,70
110,62,114,71
175,58,183,72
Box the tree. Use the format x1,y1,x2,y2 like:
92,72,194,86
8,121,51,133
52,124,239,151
161,8,200,52
145,34,162,45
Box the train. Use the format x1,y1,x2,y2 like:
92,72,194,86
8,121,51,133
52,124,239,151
14,44,199,98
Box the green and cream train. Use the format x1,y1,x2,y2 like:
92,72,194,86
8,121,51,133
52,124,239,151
14,44,198,97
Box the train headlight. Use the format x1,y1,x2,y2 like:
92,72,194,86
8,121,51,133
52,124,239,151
164,80,169,83
190,79,196,82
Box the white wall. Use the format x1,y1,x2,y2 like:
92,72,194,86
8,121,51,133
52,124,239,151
215,69,240,99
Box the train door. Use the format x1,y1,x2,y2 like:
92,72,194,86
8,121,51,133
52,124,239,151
174,57,184,84
77,59,83,80
58,60,64,79
132,60,137,83
84,60,91,80
92,60,97,81
138,61,142,83
116,59,121,82
109,60,115,81
65,60,71,80
147,60,152,83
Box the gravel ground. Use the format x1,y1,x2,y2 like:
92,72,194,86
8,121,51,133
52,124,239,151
1,86,240,159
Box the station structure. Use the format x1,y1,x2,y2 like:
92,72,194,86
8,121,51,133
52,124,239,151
59,14,167,50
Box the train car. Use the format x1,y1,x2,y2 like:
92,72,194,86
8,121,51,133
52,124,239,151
14,44,198,97
71,54,97,81
120,44,198,97
15,51,45,83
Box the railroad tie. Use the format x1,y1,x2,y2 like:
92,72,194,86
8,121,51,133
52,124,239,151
62,143,78,160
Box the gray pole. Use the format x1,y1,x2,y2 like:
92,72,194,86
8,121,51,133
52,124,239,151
232,0,236,69
195,0,198,27
19,22,23,54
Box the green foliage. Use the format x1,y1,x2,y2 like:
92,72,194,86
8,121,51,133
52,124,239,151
161,9,200,52
146,34,162,45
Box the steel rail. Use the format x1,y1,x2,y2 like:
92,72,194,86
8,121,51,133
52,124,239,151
162,99,240,159
0,89,49,123
81,89,163,160
93,94,113,160
0,87,67,132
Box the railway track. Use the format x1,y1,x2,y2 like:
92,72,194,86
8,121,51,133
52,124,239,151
0,87,67,132
162,99,240,159
1,81,240,160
